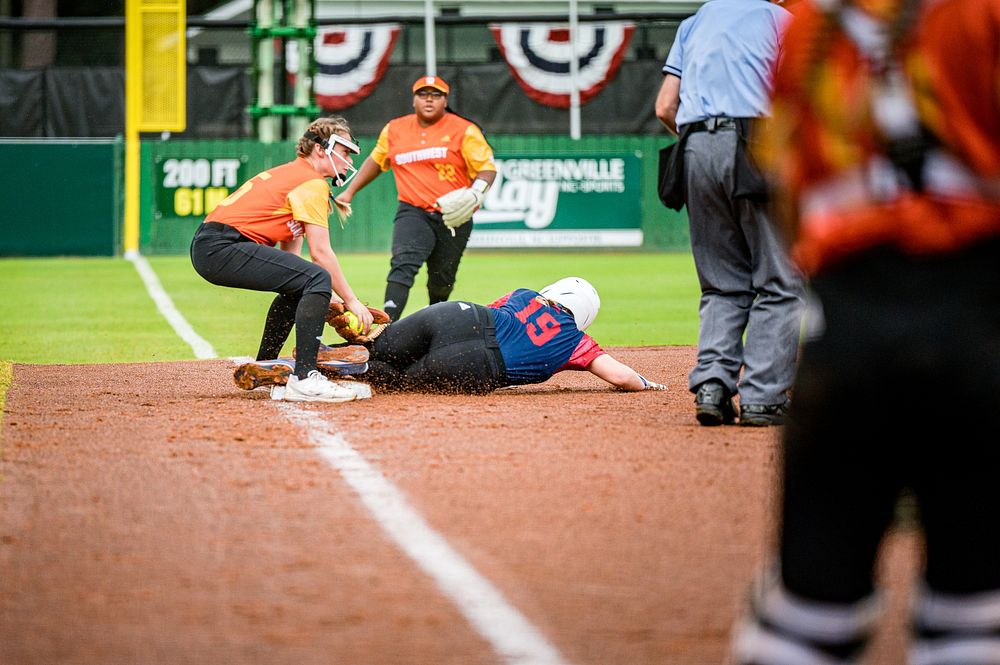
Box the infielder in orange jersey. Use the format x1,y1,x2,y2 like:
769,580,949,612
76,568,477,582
190,116,374,403
729,1,1000,663
336,75,497,321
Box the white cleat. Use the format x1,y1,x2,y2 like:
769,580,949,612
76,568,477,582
283,370,358,403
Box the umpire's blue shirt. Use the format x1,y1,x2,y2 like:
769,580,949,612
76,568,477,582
663,0,790,127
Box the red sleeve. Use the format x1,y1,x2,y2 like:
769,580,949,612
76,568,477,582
558,334,605,372
487,292,513,309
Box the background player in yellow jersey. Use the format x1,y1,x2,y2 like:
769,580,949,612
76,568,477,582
190,116,374,403
336,75,497,321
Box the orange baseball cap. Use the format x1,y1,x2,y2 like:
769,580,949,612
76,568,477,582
412,75,449,95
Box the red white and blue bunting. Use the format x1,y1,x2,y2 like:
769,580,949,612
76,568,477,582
490,22,634,108
287,24,400,111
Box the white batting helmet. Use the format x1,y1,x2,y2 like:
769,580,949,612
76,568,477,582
539,277,601,331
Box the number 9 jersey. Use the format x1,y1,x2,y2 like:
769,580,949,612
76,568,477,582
488,289,605,385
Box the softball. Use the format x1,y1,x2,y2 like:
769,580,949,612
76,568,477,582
344,311,363,333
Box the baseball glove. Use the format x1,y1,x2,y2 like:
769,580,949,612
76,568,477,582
435,186,484,229
326,302,392,344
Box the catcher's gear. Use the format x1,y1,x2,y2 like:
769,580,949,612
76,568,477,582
435,186,484,229
540,277,601,331
327,302,391,343
303,129,360,187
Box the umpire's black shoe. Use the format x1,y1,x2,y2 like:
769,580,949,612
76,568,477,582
739,398,791,427
694,380,736,426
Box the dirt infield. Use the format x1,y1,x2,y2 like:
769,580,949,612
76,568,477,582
1,347,919,665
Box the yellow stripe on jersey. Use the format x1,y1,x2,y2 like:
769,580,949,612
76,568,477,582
460,124,496,180
371,124,391,172
286,178,331,228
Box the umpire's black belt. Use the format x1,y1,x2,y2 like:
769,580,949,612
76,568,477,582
687,116,739,133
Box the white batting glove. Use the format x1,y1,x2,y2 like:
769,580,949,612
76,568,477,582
435,187,484,229
639,374,667,391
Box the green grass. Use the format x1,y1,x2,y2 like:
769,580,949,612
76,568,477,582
0,252,700,364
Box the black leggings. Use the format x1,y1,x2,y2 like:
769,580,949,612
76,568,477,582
781,240,1000,602
384,202,472,320
367,301,506,394
190,222,332,377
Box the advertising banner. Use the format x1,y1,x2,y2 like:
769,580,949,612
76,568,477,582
147,153,251,254
470,152,642,248
155,156,247,219
144,143,662,254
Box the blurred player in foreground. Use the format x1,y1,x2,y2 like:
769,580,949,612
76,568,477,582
730,1,1000,663
191,116,374,403
332,277,667,394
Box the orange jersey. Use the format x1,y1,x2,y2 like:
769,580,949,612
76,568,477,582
759,0,1000,275
204,157,331,246
369,113,496,211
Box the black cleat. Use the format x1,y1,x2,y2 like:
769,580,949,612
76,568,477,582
739,399,791,427
694,380,736,426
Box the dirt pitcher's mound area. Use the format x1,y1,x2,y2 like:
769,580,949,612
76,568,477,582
1,347,918,665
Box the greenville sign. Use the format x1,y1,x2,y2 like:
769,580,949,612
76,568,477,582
470,153,642,248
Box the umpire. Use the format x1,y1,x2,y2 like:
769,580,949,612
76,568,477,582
655,0,804,427
337,75,497,321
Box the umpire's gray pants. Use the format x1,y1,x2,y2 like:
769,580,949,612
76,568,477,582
684,128,804,405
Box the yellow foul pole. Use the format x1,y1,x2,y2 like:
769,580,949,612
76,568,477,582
123,0,187,257
124,0,141,257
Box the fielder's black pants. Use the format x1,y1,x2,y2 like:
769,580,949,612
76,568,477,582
384,202,472,321
781,238,1000,603
190,221,332,378
367,301,506,394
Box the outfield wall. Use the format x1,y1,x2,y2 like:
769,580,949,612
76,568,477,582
0,139,122,257
141,135,689,255
0,136,688,256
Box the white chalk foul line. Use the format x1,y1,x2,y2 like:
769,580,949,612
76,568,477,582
278,403,571,665
127,253,217,359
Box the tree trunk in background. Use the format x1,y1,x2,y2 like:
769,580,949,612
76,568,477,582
21,0,56,69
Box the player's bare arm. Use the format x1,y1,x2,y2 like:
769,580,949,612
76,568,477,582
472,169,497,188
587,354,666,392
655,74,681,135
278,235,303,256
303,222,373,332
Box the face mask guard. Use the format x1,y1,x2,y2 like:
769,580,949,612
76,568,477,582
303,130,361,187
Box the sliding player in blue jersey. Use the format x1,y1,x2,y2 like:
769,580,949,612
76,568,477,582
363,277,667,394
